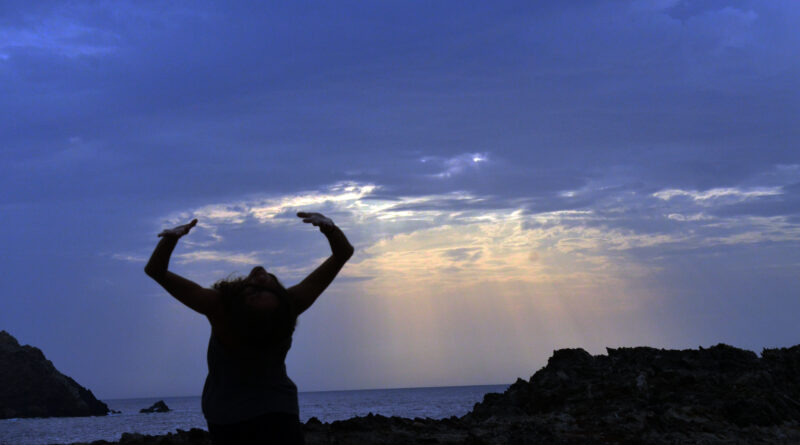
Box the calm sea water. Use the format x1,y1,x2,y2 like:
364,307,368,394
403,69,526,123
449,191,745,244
0,384,508,445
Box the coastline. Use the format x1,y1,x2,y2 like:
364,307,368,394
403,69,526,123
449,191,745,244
0,385,503,445
58,344,800,445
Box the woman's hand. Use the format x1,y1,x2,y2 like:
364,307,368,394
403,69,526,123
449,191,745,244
158,219,198,238
297,211,353,260
290,212,353,315
297,212,334,234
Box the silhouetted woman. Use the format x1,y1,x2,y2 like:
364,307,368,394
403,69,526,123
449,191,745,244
145,212,353,445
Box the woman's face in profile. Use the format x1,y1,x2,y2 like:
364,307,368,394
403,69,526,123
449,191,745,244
243,266,280,312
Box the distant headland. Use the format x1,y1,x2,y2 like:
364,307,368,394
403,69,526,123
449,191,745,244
0,330,109,419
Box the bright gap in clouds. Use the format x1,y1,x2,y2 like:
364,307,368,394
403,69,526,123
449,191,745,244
116,161,800,389
128,178,782,388
653,186,783,203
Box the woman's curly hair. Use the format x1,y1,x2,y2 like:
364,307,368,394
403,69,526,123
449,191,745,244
212,275,298,352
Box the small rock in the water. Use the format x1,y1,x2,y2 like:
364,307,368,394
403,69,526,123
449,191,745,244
139,400,170,413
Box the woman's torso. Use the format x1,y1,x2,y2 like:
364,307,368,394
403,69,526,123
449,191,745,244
201,324,298,425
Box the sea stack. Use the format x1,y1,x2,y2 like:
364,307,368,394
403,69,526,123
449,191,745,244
0,330,109,419
140,400,170,413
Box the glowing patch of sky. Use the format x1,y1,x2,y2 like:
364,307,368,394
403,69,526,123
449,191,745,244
111,171,799,390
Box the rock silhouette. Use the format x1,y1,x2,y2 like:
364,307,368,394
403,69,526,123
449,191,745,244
140,400,171,413
462,344,800,443
0,330,109,419
65,343,800,444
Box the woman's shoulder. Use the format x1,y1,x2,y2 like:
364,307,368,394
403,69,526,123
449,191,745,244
208,315,237,347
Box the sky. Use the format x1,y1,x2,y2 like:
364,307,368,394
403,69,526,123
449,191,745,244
1,0,799,399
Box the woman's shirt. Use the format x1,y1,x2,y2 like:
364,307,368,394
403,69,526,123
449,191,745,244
201,334,299,424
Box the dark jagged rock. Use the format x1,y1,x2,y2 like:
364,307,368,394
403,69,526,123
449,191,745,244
139,400,170,413
465,343,800,444
66,429,212,445
0,330,109,419
65,344,800,444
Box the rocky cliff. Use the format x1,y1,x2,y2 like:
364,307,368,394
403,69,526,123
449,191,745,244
0,330,109,419
66,343,800,444
461,343,800,444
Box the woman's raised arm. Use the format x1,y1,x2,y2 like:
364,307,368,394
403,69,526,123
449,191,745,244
288,212,354,315
145,219,221,317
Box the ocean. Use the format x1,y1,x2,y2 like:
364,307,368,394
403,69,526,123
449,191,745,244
0,384,508,445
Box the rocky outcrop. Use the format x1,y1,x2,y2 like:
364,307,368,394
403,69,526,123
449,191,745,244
68,429,212,445
65,343,800,444
140,400,170,413
0,330,109,419
461,344,800,444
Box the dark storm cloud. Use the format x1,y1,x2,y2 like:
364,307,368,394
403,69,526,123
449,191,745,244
5,0,799,208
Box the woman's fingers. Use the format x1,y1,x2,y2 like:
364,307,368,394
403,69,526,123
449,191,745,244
297,212,333,228
298,212,323,219
183,219,198,233
157,219,198,237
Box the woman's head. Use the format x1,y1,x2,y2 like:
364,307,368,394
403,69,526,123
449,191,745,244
213,266,297,350
242,266,282,311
